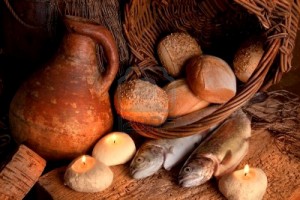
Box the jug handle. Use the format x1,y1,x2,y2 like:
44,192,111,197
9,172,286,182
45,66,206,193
65,17,119,94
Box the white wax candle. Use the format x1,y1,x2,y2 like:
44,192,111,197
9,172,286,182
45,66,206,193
64,155,113,193
92,132,136,166
218,164,268,200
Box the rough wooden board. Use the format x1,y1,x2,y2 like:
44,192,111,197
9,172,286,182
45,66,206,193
38,130,300,200
0,144,46,199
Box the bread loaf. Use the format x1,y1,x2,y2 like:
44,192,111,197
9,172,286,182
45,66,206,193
114,79,168,126
164,79,209,118
157,32,202,77
186,55,236,104
233,37,264,82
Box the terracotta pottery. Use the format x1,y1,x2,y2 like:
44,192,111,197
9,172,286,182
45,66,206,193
9,16,119,160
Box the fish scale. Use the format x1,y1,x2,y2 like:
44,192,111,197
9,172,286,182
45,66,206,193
198,111,251,164
179,109,251,187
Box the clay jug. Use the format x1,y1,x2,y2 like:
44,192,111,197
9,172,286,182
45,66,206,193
9,16,119,160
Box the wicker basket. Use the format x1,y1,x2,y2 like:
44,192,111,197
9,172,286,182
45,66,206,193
123,0,300,139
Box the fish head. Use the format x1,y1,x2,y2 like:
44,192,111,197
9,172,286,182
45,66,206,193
130,145,164,179
178,157,215,187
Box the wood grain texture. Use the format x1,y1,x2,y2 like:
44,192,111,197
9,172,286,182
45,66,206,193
37,130,300,200
0,144,46,199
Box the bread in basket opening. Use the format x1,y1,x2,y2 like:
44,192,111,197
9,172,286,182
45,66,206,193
115,0,300,139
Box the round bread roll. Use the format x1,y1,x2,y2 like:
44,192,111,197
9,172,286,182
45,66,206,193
233,37,264,82
157,32,202,77
164,79,209,118
186,55,236,104
114,79,168,126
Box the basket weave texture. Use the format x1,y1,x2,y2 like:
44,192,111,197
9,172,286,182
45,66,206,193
123,0,300,139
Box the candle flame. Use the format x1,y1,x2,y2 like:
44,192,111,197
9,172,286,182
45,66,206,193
82,155,86,165
244,164,249,176
112,134,117,144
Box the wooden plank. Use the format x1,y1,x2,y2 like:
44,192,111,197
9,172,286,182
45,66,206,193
37,130,300,200
0,144,46,199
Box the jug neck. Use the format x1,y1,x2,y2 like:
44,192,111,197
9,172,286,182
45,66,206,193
60,33,98,66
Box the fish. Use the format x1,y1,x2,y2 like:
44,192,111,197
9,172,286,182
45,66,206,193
178,109,251,187
130,105,221,180
130,131,211,180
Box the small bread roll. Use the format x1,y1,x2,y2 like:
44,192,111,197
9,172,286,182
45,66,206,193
164,79,209,118
157,32,202,77
186,55,236,104
233,37,264,82
114,79,168,126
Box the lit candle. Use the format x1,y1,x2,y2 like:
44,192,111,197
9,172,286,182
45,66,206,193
64,155,113,193
218,164,268,200
92,132,136,166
